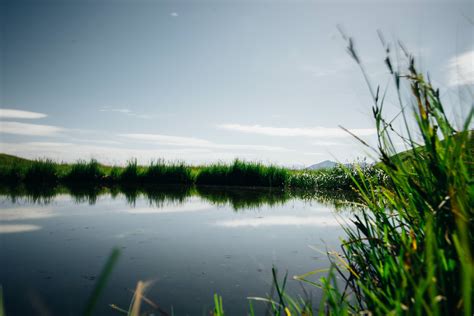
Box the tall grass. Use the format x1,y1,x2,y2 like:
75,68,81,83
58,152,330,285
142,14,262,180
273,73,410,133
288,160,387,192
196,159,290,187
142,159,194,185
322,34,473,315
268,36,473,315
232,36,473,316
23,159,59,184
1,154,385,191
119,159,143,184
64,159,105,183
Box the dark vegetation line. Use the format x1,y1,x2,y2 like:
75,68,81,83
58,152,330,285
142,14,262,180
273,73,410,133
0,182,357,212
0,154,386,191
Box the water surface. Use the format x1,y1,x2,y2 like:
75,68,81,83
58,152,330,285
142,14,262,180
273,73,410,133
0,187,351,315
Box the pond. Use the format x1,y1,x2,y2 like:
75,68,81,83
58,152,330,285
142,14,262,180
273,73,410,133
0,186,353,315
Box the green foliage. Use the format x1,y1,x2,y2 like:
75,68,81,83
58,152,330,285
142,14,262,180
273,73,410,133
84,248,121,316
64,159,105,183
24,159,59,184
242,36,473,316
0,153,380,191
196,159,290,187
213,294,225,316
142,159,194,185
119,159,142,184
316,35,474,315
288,161,387,192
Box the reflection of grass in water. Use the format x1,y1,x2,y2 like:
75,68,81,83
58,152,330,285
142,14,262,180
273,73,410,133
0,183,61,204
290,188,360,212
118,184,194,207
196,186,292,210
0,183,357,213
67,184,108,205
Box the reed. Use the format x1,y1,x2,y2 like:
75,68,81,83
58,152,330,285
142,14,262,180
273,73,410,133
195,159,290,187
280,36,473,315
64,159,105,183
142,159,194,185
241,35,472,316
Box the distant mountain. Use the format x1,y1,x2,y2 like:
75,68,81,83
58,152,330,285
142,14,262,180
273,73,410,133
306,160,338,170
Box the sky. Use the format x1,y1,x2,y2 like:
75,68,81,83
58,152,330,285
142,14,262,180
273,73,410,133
1,0,473,166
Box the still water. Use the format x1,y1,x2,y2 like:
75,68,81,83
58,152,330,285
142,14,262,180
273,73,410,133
0,187,351,315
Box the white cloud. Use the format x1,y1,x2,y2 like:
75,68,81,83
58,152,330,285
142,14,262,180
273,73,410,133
0,121,64,136
303,152,324,156
447,50,474,86
100,107,131,114
120,133,290,151
99,107,152,119
0,141,211,164
311,140,349,146
0,141,282,165
122,133,212,147
217,124,376,138
0,109,47,119
170,12,178,17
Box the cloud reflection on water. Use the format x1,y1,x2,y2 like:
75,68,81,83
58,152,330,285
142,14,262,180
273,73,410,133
215,215,341,228
0,224,42,234
0,207,56,221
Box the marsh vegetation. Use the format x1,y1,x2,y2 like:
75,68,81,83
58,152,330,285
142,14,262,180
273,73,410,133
0,36,472,316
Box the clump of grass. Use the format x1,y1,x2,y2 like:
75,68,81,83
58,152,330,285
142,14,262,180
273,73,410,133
23,159,59,184
196,159,290,187
0,164,27,184
106,166,122,183
314,34,473,314
119,159,143,184
288,160,386,191
142,159,194,185
243,35,472,316
64,159,105,183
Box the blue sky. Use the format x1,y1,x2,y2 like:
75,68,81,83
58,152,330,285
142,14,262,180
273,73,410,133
1,0,472,166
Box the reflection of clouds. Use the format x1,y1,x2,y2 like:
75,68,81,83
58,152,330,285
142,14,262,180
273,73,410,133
0,207,56,221
215,215,341,228
125,200,211,214
0,224,41,234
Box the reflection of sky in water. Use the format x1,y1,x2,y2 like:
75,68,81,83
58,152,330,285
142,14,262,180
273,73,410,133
215,215,342,227
0,192,350,315
0,224,42,233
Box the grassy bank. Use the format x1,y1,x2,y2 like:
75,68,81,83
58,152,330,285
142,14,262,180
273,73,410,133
237,37,473,315
0,154,383,191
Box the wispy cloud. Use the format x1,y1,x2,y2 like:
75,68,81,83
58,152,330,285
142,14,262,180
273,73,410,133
120,133,290,151
0,109,47,119
0,141,266,165
447,50,474,86
99,107,153,119
311,140,350,146
302,152,324,156
100,107,131,114
122,133,212,147
170,12,178,17
0,121,64,136
217,124,376,138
